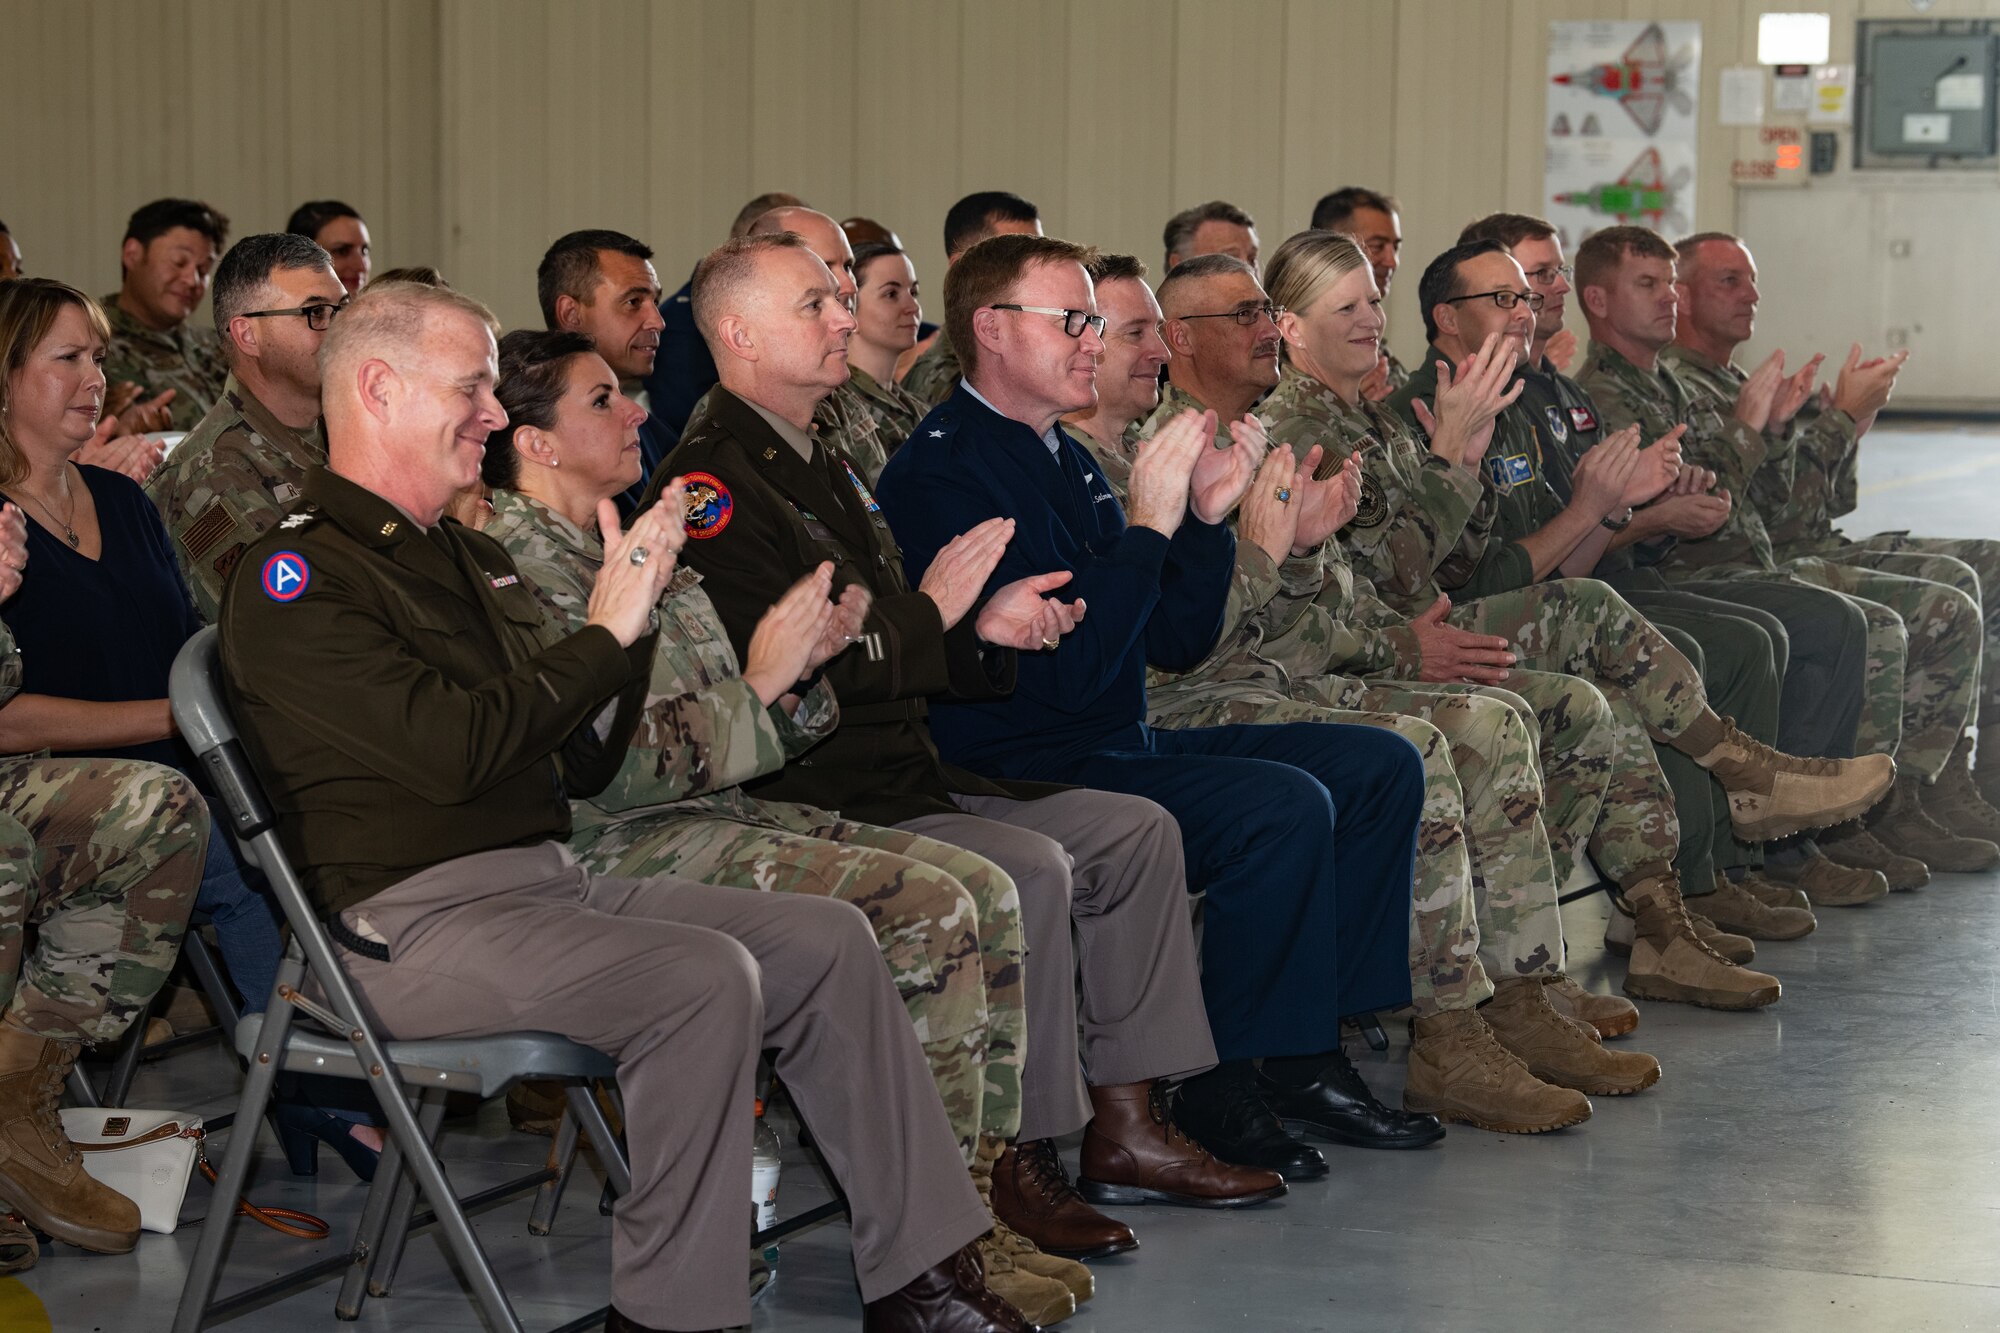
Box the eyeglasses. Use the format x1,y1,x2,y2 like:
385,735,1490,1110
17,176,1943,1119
1443,289,1545,312
1179,302,1285,327
1524,264,1574,289
989,304,1107,338
240,302,345,331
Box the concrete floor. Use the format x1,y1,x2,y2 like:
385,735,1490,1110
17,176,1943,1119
10,422,2000,1333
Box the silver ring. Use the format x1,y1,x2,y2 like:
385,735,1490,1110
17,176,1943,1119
629,546,650,567
1275,487,1292,504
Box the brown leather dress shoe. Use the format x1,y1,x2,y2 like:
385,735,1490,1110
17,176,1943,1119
863,1244,1040,1333
993,1138,1138,1261
1076,1080,1288,1210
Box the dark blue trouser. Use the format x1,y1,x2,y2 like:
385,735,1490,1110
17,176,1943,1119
1049,722,1424,1063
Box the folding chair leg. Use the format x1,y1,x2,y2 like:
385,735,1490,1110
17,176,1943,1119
335,1086,417,1320
98,994,153,1108
181,931,242,1034
364,1087,450,1299
171,954,303,1333
1357,1016,1389,1052
528,1097,584,1236
570,1080,631,1199
65,1064,99,1108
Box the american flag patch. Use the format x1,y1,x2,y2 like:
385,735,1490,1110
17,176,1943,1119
179,499,236,561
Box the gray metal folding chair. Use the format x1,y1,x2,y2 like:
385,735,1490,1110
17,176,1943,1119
167,627,628,1333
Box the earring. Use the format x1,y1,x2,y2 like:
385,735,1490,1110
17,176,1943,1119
548,457,559,468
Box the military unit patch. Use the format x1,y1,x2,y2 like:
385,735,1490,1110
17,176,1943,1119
260,550,311,602
1352,473,1390,529
1486,453,1535,493
682,471,734,539
1569,405,1598,432
1545,405,1570,444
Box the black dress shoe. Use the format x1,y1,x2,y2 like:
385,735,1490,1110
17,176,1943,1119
1171,1075,1328,1183
1260,1050,1446,1150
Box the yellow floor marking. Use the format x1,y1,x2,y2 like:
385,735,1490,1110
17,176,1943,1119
0,1276,53,1332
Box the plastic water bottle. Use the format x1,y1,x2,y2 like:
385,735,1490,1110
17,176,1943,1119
750,1099,783,1302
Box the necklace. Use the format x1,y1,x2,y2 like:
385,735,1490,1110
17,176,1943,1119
15,469,80,548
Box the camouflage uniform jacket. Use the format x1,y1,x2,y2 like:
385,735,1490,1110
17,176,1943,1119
846,366,926,468
99,295,229,432
483,489,837,841
1258,363,1488,617
0,618,18,709
900,327,961,412
823,378,894,486
1575,341,1778,573
1661,343,1860,556
146,374,326,622
1386,345,1541,599
1109,385,1420,683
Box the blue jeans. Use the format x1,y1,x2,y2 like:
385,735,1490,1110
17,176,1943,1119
194,800,283,1014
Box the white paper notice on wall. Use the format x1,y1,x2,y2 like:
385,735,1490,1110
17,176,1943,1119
1719,67,1765,125
1936,73,1984,111
1773,71,1812,112
1904,113,1952,144
1809,65,1852,125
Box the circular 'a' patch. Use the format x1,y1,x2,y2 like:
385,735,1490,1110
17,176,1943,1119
261,550,311,602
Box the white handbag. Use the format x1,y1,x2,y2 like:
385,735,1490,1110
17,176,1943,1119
59,1108,202,1235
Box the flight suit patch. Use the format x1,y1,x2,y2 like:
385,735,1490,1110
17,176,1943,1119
682,472,734,539
1486,453,1534,492
1569,405,1598,432
1545,406,1570,444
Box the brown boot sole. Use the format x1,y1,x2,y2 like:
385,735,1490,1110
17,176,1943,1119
0,1170,137,1255
1698,914,1816,942
1622,972,1780,1010
1527,1061,1661,1097
1403,1095,1591,1135
1585,1011,1640,1040
1603,932,1756,966
1034,1235,1141,1261
1076,1177,1288,1210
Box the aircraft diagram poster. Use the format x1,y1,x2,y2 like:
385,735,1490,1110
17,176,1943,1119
1545,21,1701,247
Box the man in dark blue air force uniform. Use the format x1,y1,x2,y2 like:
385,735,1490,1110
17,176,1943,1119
875,233,1444,1179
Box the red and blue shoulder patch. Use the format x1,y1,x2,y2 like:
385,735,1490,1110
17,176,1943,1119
682,472,734,539
260,550,311,602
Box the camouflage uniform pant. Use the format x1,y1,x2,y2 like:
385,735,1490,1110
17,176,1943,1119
1451,579,1698,887
1299,679,1570,987
1771,558,1980,784
1840,535,1999,723
570,808,1022,1163
1153,688,1485,1013
0,755,207,1044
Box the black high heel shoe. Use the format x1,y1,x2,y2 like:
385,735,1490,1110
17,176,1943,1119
273,1103,381,1182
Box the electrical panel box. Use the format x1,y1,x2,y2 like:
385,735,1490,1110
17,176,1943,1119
1857,21,1998,165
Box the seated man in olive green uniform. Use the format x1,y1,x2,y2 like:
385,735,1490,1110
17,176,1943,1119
101,198,232,432
1457,213,1884,912
1385,236,1833,939
148,233,341,621
1572,226,1996,883
1667,230,2000,844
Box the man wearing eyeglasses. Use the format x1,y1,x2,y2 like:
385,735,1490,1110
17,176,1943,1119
876,233,1445,1177
1463,213,1887,914
149,233,345,621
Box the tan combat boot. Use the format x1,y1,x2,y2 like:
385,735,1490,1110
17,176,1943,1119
1481,978,1661,1096
1736,868,1810,910
1404,1008,1591,1134
0,1210,35,1275
1816,820,1929,891
1542,973,1640,1040
1760,852,1888,907
1925,736,2000,843
1870,775,2000,873
1976,725,2000,808
970,1134,1081,1324
1620,874,1781,1010
0,1022,141,1254
1605,895,1756,964
1698,874,1817,941
1677,714,1896,841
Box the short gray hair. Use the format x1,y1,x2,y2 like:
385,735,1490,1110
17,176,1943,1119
1163,201,1256,266
318,279,498,396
